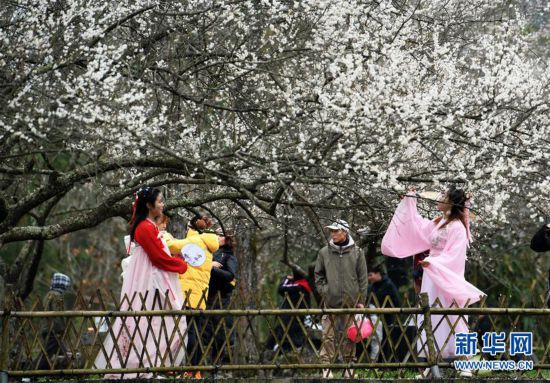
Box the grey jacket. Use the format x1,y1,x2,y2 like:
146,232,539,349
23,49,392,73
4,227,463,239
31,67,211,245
314,235,369,308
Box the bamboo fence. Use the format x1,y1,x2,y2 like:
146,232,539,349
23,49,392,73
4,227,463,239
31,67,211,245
1,287,548,380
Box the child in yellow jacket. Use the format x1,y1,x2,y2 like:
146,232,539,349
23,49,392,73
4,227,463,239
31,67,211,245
164,216,220,374
164,227,219,309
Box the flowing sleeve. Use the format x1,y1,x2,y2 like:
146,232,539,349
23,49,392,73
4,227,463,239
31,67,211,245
422,222,485,307
135,221,188,274
381,194,435,258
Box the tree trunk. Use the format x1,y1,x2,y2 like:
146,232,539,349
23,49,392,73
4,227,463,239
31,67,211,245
0,254,6,311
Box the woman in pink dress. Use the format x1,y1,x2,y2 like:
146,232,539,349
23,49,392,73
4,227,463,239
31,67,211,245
381,187,485,372
95,186,188,378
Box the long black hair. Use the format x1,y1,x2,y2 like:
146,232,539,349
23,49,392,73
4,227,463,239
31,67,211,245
434,186,469,231
129,186,161,240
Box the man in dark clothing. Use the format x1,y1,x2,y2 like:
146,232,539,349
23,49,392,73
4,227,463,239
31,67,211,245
368,257,401,325
38,273,71,369
265,271,312,353
363,257,401,362
204,233,238,367
530,223,550,308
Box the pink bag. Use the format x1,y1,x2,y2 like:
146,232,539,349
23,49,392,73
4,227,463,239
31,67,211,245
347,314,373,343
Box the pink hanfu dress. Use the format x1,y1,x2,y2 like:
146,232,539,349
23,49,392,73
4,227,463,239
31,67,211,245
381,194,485,359
95,220,187,378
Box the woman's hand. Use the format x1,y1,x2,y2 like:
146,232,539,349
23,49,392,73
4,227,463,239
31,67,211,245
401,187,417,199
212,261,223,269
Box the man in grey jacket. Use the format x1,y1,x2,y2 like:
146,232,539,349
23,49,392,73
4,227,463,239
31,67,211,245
315,219,369,378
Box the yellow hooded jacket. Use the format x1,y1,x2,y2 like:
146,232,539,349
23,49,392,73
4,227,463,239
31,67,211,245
164,228,219,309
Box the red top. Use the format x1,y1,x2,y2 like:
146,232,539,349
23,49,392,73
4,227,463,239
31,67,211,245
134,219,188,274
294,279,313,294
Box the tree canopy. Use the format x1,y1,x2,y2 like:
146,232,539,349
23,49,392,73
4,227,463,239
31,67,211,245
1,0,549,299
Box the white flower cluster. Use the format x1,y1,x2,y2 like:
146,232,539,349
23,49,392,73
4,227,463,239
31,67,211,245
1,0,548,238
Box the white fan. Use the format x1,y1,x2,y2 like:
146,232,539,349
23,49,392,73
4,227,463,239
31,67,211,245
181,243,207,267
418,191,441,201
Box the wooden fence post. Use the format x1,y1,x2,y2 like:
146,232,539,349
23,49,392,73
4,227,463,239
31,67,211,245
0,285,13,383
420,292,442,378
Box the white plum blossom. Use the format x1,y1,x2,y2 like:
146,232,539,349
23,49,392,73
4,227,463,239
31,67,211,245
0,0,548,248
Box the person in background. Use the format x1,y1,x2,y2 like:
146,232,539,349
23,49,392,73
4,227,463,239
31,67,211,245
530,223,550,308
38,273,72,370
315,219,368,379
264,270,313,356
368,257,401,323
164,215,220,379
364,257,401,362
156,213,170,235
204,230,238,373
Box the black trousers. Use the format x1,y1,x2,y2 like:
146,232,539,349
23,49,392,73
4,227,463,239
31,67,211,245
265,315,306,352
37,332,65,369
186,313,207,366
204,295,235,364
